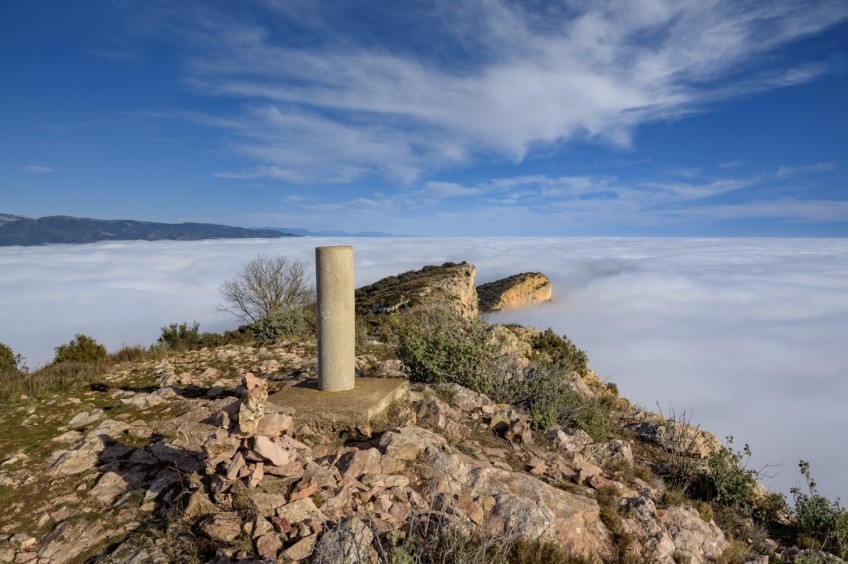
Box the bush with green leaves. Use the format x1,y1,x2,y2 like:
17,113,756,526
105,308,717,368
530,328,589,374
0,342,25,373
692,436,758,515
495,364,616,439
250,307,312,346
393,308,500,394
792,460,848,558
393,309,614,439
54,334,107,364
158,322,202,351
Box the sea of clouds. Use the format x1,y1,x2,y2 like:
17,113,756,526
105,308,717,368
1,237,846,501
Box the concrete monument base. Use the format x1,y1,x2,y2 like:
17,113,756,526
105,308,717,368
268,377,409,432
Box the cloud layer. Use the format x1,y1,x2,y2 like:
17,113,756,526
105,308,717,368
129,0,847,183
1,237,846,500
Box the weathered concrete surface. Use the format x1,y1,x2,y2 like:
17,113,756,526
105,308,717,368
316,245,355,392
268,378,409,430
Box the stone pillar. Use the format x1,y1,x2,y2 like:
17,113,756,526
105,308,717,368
316,246,355,392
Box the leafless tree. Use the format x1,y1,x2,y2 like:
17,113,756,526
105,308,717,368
218,254,315,323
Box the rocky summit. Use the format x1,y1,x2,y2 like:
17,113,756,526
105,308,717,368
0,339,742,564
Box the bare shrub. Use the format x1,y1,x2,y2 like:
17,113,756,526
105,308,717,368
218,254,315,323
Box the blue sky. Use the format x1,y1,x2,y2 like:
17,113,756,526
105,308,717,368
1,0,847,236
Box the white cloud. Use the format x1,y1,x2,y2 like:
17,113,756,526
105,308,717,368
423,181,485,198
145,0,848,183
775,162,836,178
1,237,846,501
23,165,54,174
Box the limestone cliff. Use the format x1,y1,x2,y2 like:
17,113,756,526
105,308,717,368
477,272,552,312
355,261,478,319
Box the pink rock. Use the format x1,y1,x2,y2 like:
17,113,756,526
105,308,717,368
254,435,290,466
243,372,268,398
256,413,293,437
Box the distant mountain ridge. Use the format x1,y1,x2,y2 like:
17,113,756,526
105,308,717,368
262,226,398,237
0,214,298,246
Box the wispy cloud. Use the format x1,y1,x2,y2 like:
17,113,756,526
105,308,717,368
23,165,54,174
127,0,848,183
775,162,836,178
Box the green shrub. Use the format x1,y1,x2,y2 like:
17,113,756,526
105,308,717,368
393,308,500,394
497,364,615,440
54,334,107,364
250,307,312,346
0,343,25,373
393,309,614,440
693,436,758,515
158,322,202,351
530,328,588,374
792,460,848,558
109,345,152,364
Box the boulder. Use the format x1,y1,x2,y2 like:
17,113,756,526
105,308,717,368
659,506,729,563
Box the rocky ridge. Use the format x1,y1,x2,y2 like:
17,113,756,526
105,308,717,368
355,262,480,320
477,272,553,312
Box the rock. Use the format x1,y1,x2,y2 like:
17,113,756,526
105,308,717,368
203,430,241,467
572,453,603,484
248,462,265,488
659,506,729,563
51,430,85,444
336,448,382,480
355,261,479,320
631,415,722,459
38,519,110,563
360,473,410,489
378,425,448,461
243,491,288,516
238,373,268,435
255,533,283,560
256,413,293,437
282,534,318,561
183,490,218,520
440,383,492,412
584,439,634,467
120,393,165,408
620,494,677,562
373,359,405,378
226,451,246,480
415,397,470,438
545,426,594,453
88,468,148,506
504,415,534,445
421,448,612,561
50,434,112,475
253,436,291,466
477,272,552,312
9,535,36,551
313,517,378,564
276,497,325,525
199,512,242,542
67,409,104,429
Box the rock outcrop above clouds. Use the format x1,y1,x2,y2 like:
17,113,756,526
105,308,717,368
477,272,553,312
356,261,479,319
